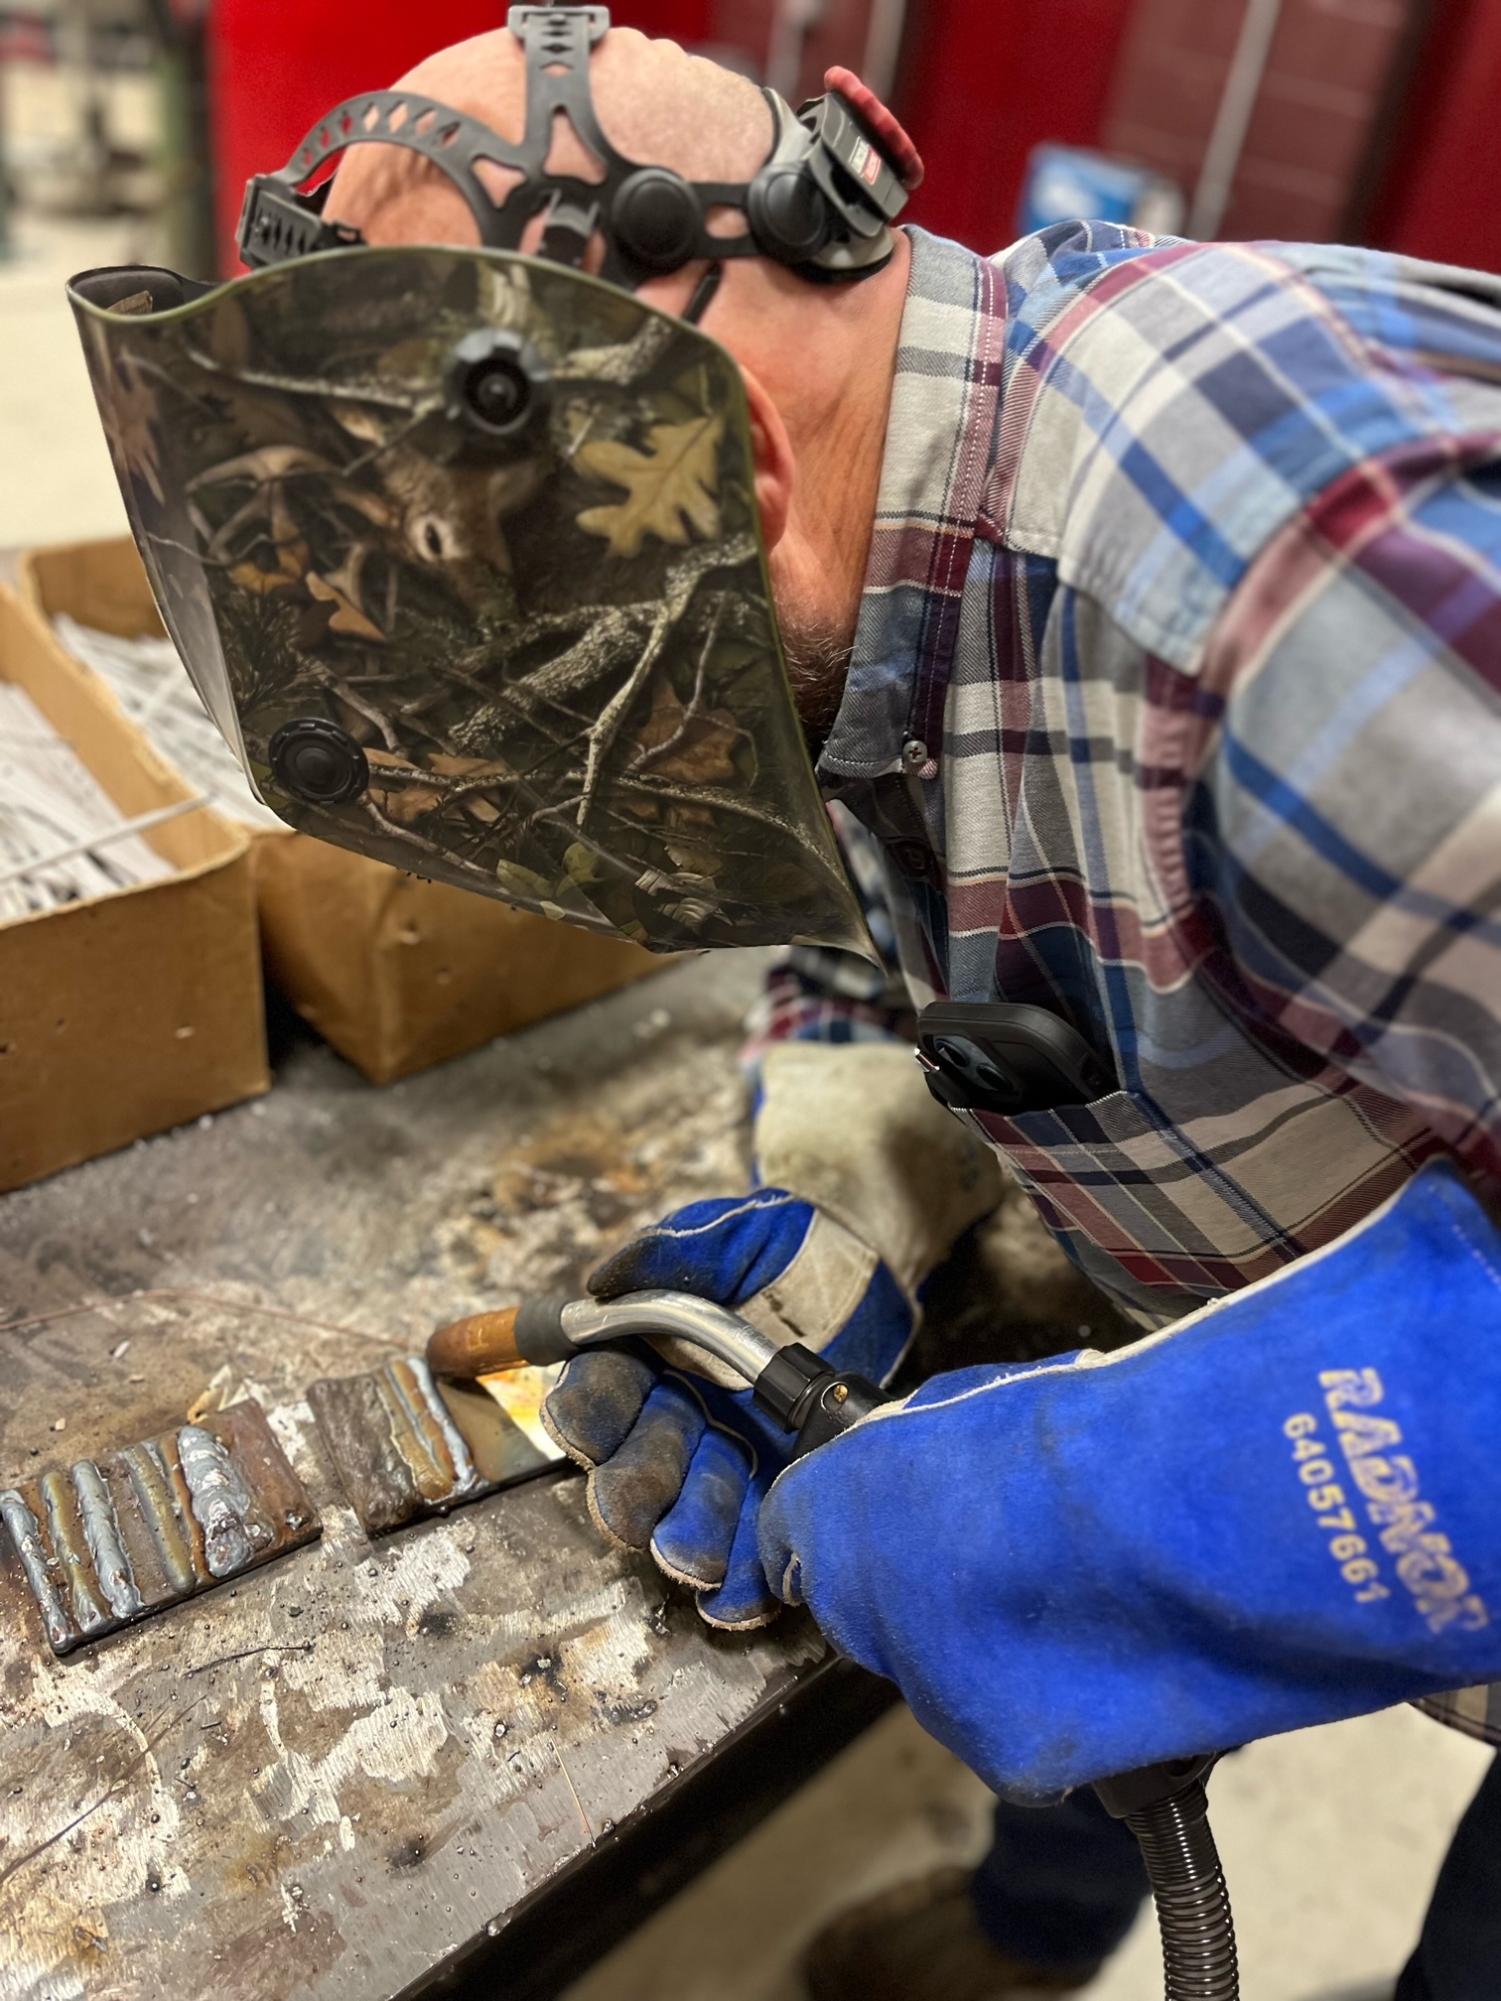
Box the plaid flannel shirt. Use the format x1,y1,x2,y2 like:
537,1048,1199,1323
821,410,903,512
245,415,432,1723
756,222,1501,1746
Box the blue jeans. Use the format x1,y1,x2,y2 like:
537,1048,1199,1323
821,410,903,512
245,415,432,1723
971,1752,1501,1996
969,1787,1147,1981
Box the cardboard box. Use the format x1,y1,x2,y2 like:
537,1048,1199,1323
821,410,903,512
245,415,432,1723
0,589,268,1192
22,538,662,1084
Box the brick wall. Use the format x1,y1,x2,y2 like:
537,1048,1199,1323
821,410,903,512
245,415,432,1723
710,0,882,99
1100,0,1422,241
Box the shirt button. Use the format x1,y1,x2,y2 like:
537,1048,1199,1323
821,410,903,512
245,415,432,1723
889,840,936,882
901,738,931,772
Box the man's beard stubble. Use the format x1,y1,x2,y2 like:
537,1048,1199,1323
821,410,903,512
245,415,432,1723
771,564,853,758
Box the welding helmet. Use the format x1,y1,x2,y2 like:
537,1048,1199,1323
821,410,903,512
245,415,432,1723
66,5,922,954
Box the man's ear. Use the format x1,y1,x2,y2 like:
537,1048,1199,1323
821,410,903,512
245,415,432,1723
739,366,794,550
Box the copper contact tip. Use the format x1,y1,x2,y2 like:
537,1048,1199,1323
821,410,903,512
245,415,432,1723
426,1307,525,1380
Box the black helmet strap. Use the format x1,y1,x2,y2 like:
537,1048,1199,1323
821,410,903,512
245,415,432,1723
238,4,912,289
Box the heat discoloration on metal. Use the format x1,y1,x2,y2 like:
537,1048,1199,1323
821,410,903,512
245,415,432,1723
119,1439,195,1595
178,1421,259,1576
446,1365,564,1486
380,1355,479,1505
309,1353,563,1537
0,960,898,2001
71,1458,141,1618
0,1490,72,1652
1,1401,321,1656
36,1465,110,1637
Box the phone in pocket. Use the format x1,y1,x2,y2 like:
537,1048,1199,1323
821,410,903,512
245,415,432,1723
916,1001,1115,1116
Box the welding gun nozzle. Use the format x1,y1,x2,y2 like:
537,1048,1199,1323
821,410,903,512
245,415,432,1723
426,1297,574,1379
425,1307,523,1378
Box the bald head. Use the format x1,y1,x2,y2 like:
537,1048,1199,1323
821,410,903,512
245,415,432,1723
327,24,913,743
328,27,772,257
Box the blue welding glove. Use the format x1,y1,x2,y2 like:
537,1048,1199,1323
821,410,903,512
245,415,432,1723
542,1043,1002,1630
760,1160,1501,1799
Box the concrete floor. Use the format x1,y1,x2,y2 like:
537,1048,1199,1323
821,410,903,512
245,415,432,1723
2,65,1495,2001
564,1705,1490,2001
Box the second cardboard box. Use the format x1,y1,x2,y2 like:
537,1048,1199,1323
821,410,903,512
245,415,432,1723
22,538,661,1085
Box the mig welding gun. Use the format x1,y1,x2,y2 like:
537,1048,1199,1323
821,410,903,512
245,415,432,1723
427,1284,1239,2001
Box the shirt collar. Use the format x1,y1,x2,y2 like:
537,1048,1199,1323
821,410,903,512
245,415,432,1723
817,226,1006,784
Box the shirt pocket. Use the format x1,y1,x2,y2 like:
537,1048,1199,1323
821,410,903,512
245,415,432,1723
958,1087,1209,1321
958,1080,1433,1326
967,1089,1157,1157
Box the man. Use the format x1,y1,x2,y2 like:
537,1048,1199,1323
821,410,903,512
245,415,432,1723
73,17,1501,1998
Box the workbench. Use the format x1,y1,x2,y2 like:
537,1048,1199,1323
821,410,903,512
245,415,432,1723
0,953,891,2001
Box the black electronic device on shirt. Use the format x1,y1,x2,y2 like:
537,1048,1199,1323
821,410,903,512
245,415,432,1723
915,1001,1115,1116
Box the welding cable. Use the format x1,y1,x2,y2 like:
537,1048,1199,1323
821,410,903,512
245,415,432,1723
1126,1778,1239,2001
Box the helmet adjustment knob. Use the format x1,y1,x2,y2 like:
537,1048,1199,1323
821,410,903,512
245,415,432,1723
268,718,370,807
446,330,550,439
749,165,829,263
612,168,701,272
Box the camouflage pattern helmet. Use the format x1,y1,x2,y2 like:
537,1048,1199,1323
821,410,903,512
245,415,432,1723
67,6,923,955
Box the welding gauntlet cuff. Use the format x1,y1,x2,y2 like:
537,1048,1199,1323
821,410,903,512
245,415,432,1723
759,1162,1501,1798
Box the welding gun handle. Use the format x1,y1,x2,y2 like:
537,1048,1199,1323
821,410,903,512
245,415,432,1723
752,1341,889,1457
1093,1753,1218,1818
792,1370,888,1455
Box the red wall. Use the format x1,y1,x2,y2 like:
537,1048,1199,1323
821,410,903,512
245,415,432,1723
1366,0,1501,272
897,0,1138,251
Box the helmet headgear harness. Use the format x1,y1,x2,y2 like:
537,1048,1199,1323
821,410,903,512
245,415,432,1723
238,5,922,311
